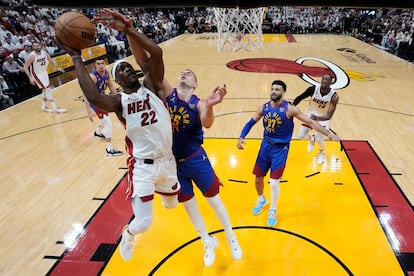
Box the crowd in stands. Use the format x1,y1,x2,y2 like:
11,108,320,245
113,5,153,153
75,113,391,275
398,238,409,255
0,0,413,110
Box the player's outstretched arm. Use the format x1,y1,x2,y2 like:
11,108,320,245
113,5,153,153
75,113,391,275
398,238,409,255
94,9,164,100
290,104,339,141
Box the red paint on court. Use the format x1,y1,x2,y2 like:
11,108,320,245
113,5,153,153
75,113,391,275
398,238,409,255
47,176,133,276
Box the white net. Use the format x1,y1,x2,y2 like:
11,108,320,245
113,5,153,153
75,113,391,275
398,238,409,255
213,7,265,52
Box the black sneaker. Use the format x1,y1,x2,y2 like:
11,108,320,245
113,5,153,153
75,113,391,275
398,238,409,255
106,149,123,156
93,131,106,139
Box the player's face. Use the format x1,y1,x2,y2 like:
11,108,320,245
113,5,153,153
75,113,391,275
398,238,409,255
32,43,41,52
116,62,140,91
321,75,332,91
178,69,197,88
95,60,106,73
270,84,284,102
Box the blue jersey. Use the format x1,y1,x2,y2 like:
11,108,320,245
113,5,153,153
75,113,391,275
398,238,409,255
253,100,293,179
167,89,203,160
92,69,110,94
262,100,294,144
90,69,110,112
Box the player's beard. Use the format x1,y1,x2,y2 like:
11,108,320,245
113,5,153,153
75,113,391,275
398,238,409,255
271,94,281,102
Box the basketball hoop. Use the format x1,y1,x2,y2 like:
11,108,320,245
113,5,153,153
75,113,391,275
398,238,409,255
213,7,265,52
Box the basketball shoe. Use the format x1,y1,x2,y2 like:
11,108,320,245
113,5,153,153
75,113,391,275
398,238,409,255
252,197,267,215
267,209,277,227
317,151,325,164
226,235,242,260
93,131,105,139
119,226,135,261
106,149,123,156
51,107,66,113
203,236,218,266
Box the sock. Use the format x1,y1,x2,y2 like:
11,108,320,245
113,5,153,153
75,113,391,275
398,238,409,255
258,194,265,202
269,179,280,210
50,100,58,110
106,143,113,151
183,198,210,242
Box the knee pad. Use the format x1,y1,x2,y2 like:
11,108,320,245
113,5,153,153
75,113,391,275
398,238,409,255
129,215,153,234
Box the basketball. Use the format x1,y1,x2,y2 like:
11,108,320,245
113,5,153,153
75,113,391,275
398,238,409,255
54,12,96,51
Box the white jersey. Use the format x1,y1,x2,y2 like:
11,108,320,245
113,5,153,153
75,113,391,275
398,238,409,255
28,50,50,88
307,84,336,118
121,86,173,160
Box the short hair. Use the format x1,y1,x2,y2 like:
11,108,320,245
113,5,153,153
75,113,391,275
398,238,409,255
184,68,197,83
271,80,287,91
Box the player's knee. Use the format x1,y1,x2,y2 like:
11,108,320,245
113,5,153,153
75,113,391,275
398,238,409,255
162,195,178,209
129,215,153,234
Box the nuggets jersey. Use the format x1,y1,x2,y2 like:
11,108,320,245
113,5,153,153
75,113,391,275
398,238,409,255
166,89,203,160
121,86,173,159
28,50,49,88
262,100,294,144
92,69,110,94
307,84,336,117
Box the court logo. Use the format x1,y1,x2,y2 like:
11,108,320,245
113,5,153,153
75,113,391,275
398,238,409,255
227,56,384,87
226,57,349,89
337,48,376,64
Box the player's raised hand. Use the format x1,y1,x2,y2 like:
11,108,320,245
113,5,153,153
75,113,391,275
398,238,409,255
93,8,133,32
206,84,227,107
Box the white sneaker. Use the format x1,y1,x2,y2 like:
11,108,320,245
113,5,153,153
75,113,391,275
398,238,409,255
51,107,66,113
307,135,316,152
119,226,135,261
203,236,218,267
317,152,325,164
41,107,52,112
227,235,242,260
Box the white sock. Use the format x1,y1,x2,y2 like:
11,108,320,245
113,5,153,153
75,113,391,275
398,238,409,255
258,194,266,202
106,143,113,151
51,101,58,110
183,197,210,242
206,195,235,238
269,178,280,210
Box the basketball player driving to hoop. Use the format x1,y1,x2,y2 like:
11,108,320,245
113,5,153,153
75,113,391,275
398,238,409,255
56,8,180,261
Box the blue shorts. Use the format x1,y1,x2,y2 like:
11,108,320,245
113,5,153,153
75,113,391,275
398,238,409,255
253,140,290,179
177,147,220,202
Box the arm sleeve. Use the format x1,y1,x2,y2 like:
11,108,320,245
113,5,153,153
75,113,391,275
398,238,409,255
240,118,257,138
292,86,314,106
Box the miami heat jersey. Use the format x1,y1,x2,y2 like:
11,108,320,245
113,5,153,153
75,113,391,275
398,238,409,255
121,86,172,159
28,50,50,88
307,85,336,117
262,100,294,144
166,89,203,160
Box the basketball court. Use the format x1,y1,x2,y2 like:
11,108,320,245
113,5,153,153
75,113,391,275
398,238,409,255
0,29,413,275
